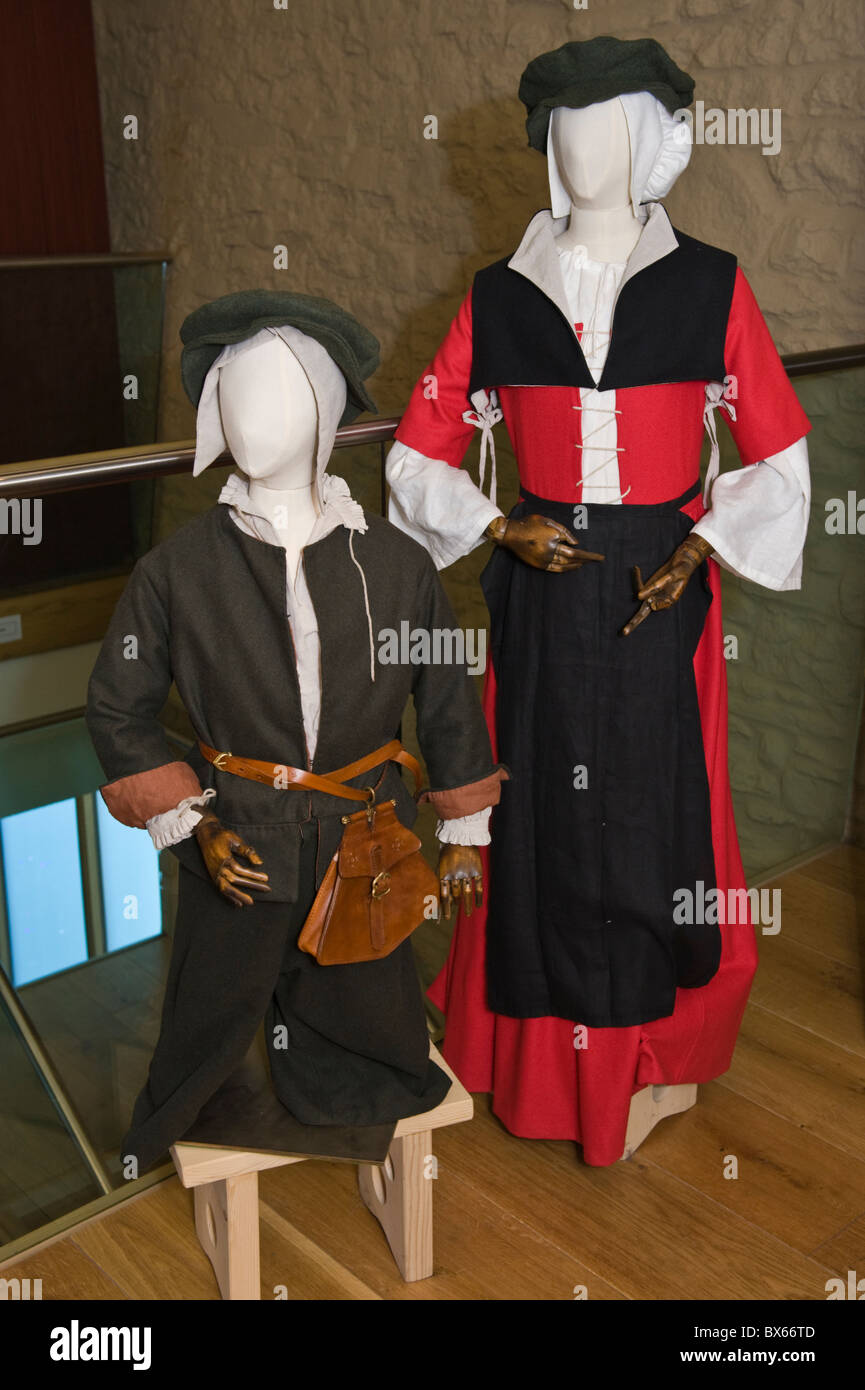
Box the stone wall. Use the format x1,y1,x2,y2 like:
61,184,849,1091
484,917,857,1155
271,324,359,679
721,367,865,877
91,0,863,433
90,0,865,879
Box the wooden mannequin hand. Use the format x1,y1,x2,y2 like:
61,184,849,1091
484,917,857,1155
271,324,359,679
485,515,604,573
437,844,483,920
622,534,714,637
194,809,271,908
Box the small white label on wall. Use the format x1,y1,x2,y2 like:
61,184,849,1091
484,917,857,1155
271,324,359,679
0,615,22,644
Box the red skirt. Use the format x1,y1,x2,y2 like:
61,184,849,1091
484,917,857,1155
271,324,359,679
428,555,758,1165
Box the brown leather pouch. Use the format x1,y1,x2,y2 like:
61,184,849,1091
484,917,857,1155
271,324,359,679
297,799,440,965
197,736,440,965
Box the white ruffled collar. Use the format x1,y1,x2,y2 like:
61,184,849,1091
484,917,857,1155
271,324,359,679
218,468,368,546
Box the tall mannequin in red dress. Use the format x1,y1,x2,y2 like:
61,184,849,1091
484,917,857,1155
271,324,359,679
385,38,811,1164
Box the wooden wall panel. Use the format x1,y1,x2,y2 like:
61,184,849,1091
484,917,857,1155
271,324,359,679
0,0,135,618
0,0,110,255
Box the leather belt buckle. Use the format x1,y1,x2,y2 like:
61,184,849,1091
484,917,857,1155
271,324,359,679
212,750,232,770
371,871,391,899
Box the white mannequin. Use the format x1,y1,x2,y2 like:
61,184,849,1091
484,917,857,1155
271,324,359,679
218,333,320,580
386,89,811,1162
551,102,643,263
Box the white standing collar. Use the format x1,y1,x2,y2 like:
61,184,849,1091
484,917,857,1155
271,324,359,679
507,202,680,329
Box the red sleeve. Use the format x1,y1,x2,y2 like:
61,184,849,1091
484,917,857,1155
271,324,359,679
394,287,477,466
722,268,811,466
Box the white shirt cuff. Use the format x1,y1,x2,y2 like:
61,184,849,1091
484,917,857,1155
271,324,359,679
435,808,492,846
146,789,217,850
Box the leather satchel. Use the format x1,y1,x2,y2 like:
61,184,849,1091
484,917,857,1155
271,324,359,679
297,798,440,965
198,736,440,965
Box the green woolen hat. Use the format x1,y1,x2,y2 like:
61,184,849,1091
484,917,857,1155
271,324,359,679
180,289,379,426
519,35,695,154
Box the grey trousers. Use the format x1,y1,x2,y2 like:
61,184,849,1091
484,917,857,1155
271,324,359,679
120,822,449,1174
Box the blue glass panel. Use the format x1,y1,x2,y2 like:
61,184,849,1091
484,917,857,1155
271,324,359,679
1,799,88,986
95,796,163,951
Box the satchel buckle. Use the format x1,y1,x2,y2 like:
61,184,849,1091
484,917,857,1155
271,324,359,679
371,871,391,899
212,750,232,770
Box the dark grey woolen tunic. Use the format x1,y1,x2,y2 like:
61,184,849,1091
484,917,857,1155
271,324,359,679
86,503,502,1172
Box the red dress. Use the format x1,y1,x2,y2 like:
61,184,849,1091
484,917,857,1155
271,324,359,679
395,242,811,1164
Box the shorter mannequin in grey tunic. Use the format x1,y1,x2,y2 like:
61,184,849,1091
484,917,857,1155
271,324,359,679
86,312,505,1175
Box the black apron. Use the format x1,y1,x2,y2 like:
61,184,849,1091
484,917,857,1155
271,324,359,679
482,482,720,1028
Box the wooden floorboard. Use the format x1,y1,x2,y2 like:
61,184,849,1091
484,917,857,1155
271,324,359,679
68,1182,219,1300
1,842,862,1300
750,934,865,1057
718,1006,865,1160
435,1103,840,1301
760,869,860,967
257,1154,628,1301
634,1079,865,1254
1,1236,130,1301
810,1211,865,1272
798,844,865,897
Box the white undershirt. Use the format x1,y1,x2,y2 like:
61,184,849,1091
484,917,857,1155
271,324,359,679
558,244,630,503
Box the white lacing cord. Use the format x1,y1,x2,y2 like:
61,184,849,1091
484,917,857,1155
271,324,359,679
702,382,738,505
461,389,503,508
578,264,610,356
349,529,376,683
573,403,624,452
571,403,632,501
568,270,633,503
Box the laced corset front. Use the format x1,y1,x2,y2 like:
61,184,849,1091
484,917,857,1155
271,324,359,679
557,243,631,504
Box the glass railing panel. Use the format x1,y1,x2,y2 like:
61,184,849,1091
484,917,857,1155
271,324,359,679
0,713,178,1253
0,998,104,1246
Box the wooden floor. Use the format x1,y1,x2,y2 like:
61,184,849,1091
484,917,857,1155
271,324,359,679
2,844,863,1300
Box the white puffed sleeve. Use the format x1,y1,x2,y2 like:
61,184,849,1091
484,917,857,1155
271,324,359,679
691,435,811,591
386,441,503,571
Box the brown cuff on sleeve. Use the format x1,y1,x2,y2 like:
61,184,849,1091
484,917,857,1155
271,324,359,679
100,761,206,828
417,766,510,819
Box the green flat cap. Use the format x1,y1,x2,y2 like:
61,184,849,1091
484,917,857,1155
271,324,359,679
180,289,379,426
519,36,695,153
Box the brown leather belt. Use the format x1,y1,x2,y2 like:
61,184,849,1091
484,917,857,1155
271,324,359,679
197,736,423,806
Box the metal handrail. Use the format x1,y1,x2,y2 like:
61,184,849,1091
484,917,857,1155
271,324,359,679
782,343,865,378
0,252,171,269
0,419,401,497
1,341,863,499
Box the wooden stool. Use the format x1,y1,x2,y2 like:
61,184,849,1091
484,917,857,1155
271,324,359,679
170,1044,472,1300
